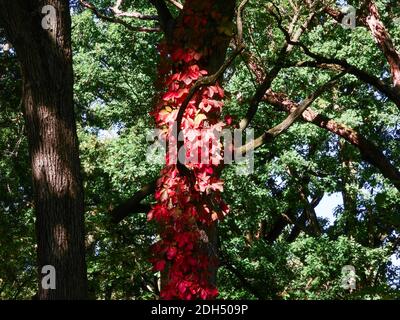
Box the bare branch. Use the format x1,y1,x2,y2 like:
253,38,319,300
324,2,400,91
237,72,344,154
240,33,400,192
79,0,160,32
238,58,283,130
238,5,316,131
365,1,400,91
110,0,158,20
236,0,249,46
110,181,156,223
269,6,400,109
291,59,400,109
166,0,183,10
263,90,400,192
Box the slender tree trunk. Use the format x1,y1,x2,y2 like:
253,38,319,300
0,0,88,299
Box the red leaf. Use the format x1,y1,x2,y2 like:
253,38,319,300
166,246,177,260
154,260,166,272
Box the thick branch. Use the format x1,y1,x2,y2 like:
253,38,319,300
236,0,249,46
110,181,156,223
263,90,400,192
111,0,158,20
287,210,307,242
264,209,296,243
166,0,183,10
241,37,400,191
365,1,400,91
238,61,283,131
149,0,174,38
325,3,400,91
297,181,322,236
238,8,316,130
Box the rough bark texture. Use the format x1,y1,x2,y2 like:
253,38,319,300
325,2,400,92
365,1,400,91
0,0,88,299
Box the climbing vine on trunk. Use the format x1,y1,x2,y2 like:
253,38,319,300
148,0,233,300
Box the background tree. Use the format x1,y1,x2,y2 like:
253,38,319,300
0,0,87,299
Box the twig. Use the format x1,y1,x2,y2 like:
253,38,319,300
110,0,158,20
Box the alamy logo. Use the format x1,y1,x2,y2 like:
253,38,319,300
41,5,57,31
341,6,356,30
146,124,255,175
41,265,56,290
341,265,356,291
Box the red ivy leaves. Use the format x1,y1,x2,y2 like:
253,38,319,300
149,42,231,300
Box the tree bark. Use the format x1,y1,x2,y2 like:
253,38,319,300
365,1,400,91
0,0,88,299
325,2,400,92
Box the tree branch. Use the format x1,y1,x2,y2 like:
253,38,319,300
325,2,400,91
291,59,400,109
110,181,156,223
240,36,400,192
237,73,344,155
238,6,316,130
166,0,183,10
365,1,400,91
238,59,283,131
287,209,307,242
110,0,158,20
79,0,160,32
270,6,400,109
148,0,175,38
236,0,249,46
263,89,400,192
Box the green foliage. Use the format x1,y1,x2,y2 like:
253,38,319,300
0,32,36,299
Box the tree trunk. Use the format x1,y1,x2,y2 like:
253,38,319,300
0,0,88,299
171,0,235,292
151,0,236,298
